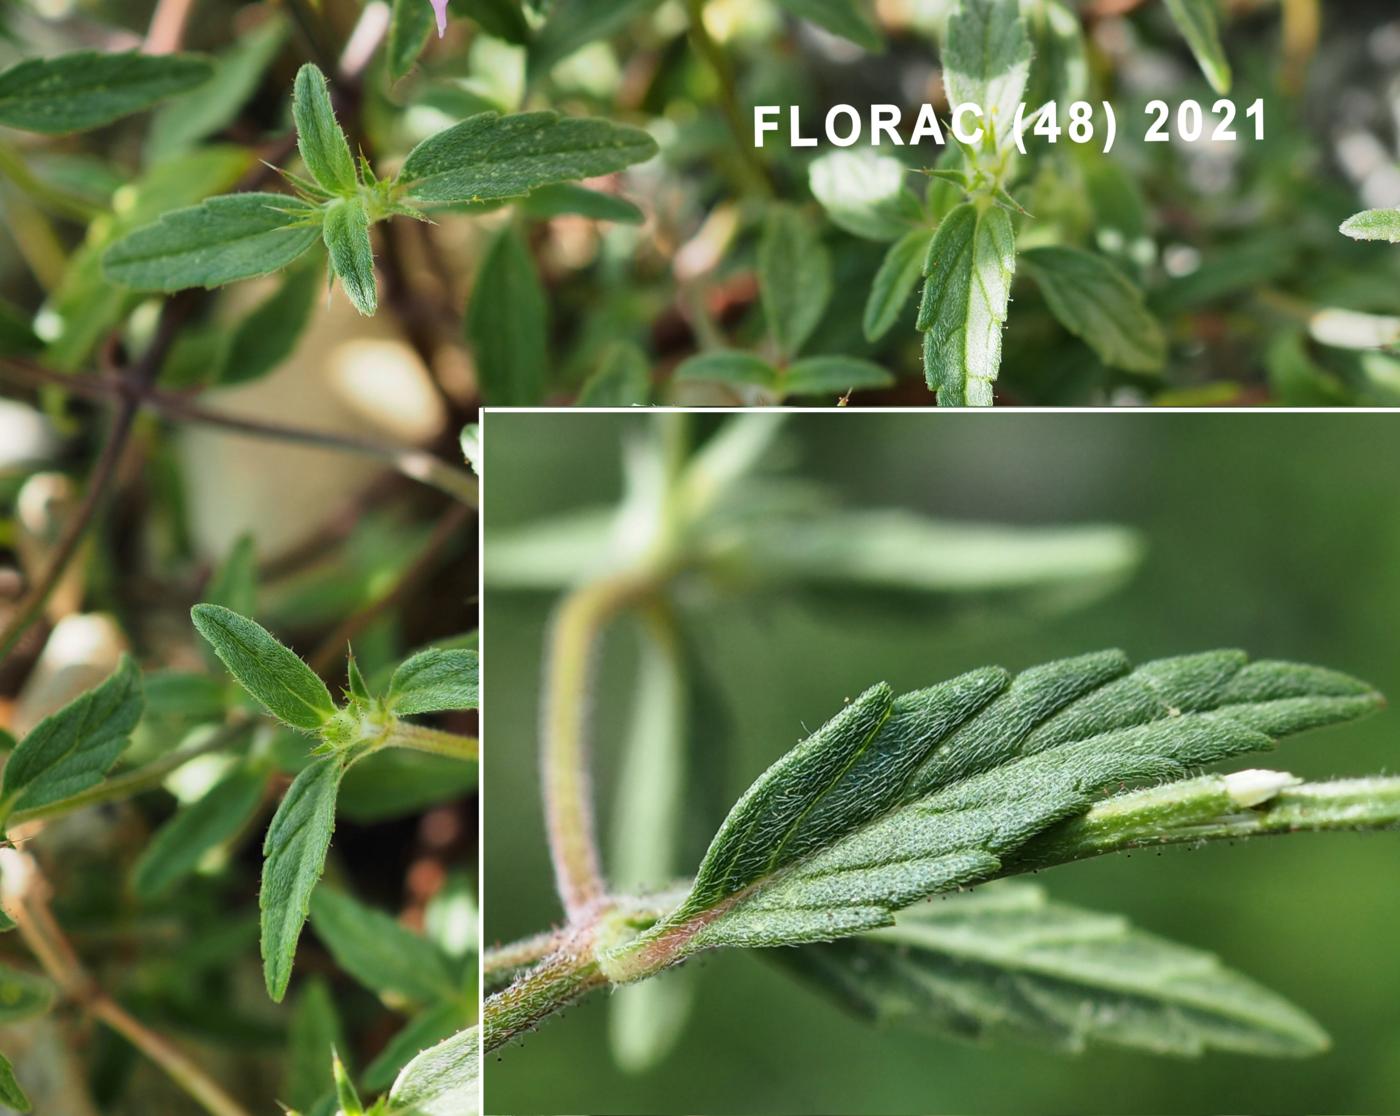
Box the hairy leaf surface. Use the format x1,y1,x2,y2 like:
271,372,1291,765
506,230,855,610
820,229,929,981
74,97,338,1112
103,193,321,291
388,648,480,716
0,656,142,822
398,111,656,204
1340,209,1400,244
192,604,336,731
918,202,1016,406
261,755,344,1002
387,1025,481,1116
0,51,211,133
780,882,1328,1057
323,197,377,315
942,0,1031,151
616,652,1379,965
293,64,358,196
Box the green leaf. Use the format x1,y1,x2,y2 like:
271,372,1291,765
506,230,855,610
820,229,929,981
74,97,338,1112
323,197,378,316
308,888,458,1005
334,1050,364,1116
782,356,894,398
0,51,212,134
809,150,919,241
577,342,651,405
466,223,549,405
673,351,778,391
191,604,336,732
387,649,479,716
1164,0,1232,95
389,0,437,80
758,206,832,360
610,652,1379,967
103,192,322,292
398,111,657,204
261,755,345,1002
942,0,1032,152
917,202,1016,406
132,763,268,899
1340,208,1400,244
223,255,323,384
337,751,479,823
740,510,1141,594
293,64,358,196
386,1026,480,1116
780,882,1328,1057
0,964,54,1023
1024,0,1088,112
459,0,532,45
146,16,289,160
285,977,346,1111
363,1003,472,1091
865,228,935,342
773,0,882,52
0,656,142,824
1021,246,1167,373
528,0,659,76
517,182,644,224
0,1050,29,1112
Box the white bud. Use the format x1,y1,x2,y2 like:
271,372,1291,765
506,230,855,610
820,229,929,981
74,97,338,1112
1223,769,1301,809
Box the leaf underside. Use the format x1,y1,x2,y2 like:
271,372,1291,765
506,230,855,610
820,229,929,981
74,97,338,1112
779,882,1328,1058
624,651,1378,962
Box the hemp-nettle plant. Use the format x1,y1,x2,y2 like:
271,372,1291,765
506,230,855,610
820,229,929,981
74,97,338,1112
483,414,1400,1085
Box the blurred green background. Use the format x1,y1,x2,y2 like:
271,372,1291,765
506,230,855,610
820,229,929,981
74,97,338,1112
483,412,1400,1115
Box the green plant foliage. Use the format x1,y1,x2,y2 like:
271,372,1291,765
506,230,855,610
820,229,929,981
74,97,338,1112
0,656,142,827
1340,208,1400,244
623,651,1377,960
758,206,832,361
0,964,55,1023
775,0,882,52
466,223,549,404
385,1026,481,1116
292,63,359,198
780,882,1327,1056
0,1052,29,1112
942,0,1032,153
1164,0,1232,95
192,604,336,731
0,51,212,133
323,197,378,316
308,888,459,1006
389,0,437,81
387,648,481,716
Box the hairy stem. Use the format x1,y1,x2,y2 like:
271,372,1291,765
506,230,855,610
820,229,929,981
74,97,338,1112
384,721,478,762
483,929,566,986
482,938,608,1053
541,573,657,919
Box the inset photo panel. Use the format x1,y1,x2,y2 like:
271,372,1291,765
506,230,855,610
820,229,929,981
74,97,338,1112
482,411,1400,1116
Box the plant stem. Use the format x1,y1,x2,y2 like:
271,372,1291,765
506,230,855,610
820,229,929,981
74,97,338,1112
1008,774,1400,872
540,573,657,920
483,929,566,985
482,939,608,1053
683,0,771,197
3,852,254,1116
384,721,478,762
0,357,478,507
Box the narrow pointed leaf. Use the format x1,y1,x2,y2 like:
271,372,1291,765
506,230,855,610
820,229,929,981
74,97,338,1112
103,193,322,292
132,763,268,898
1164,0,1231,95
261,755,345,1002
612,652,1380,968
387,1026,480,1116
387,648,479,716
0,1051,29,1112
1021,246,1166,373
308,888,458,1005
773,0,882,52
782,356,894,398
673,351,778,391
864,228,935,342
918,202,1016,406
1340,209,1400,244
780,882,1328,1057
0,51,212,134
759,206,832,360
222,254,323,384
389,0,437,80
323,197,377,315
192,604,336,732
466,224,548,405
292,64,358,196
0,656,142,822
399,111,657,204
942,0,1032,151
